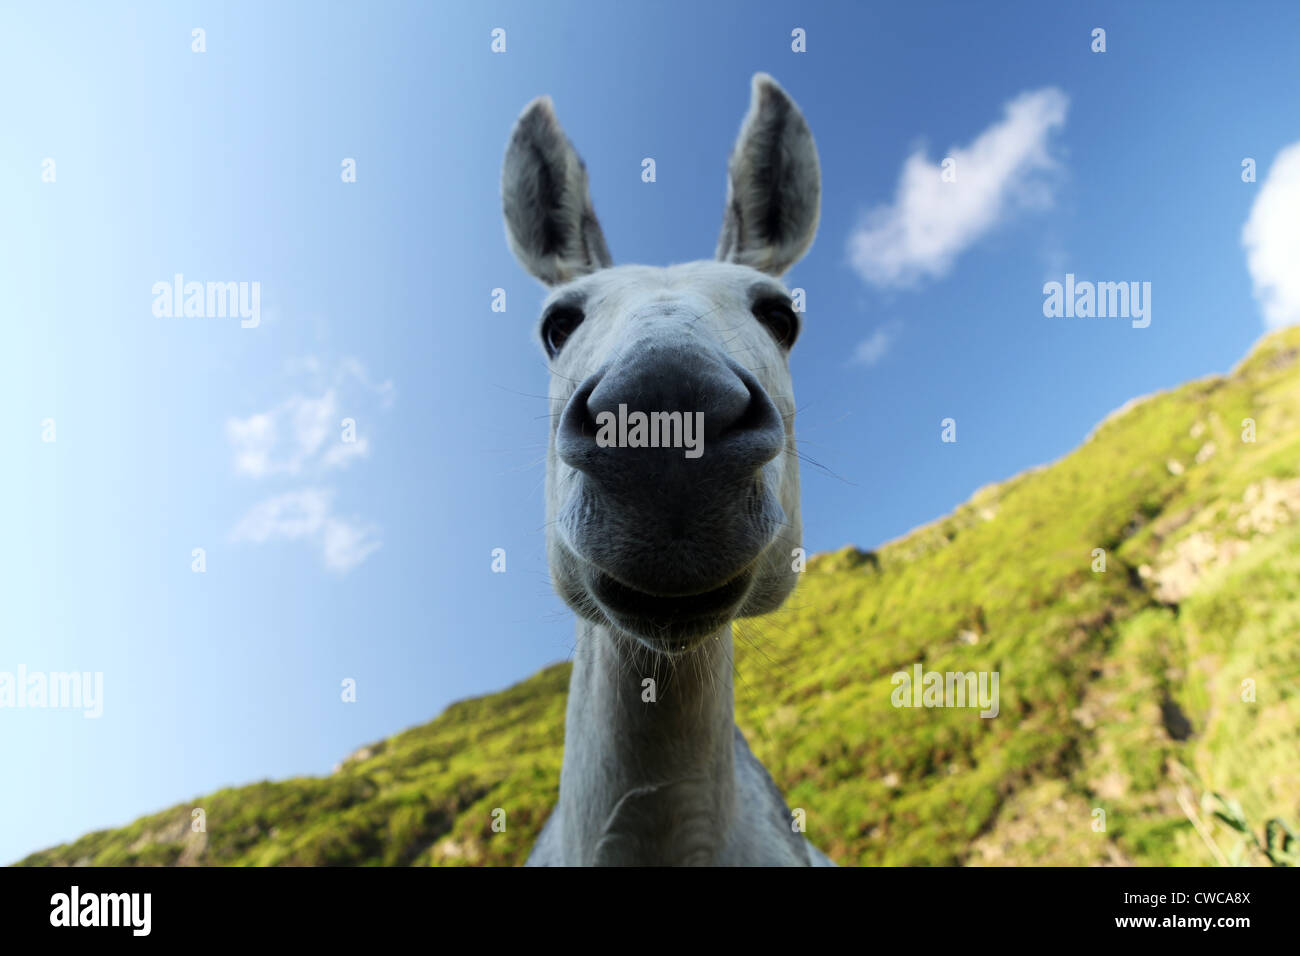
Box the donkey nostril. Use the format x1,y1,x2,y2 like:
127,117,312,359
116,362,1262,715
555,371,607,472
733,382,778,435
723,377,785,468
555,352,784,479
572,398,601,439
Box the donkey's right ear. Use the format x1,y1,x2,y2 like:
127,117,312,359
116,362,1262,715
501,96,612,286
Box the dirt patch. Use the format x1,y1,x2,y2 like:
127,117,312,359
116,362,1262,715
967,780,1132,866
1150,477,1300,602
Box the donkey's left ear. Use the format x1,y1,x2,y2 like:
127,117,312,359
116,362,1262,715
715,74,821,276
502,96,613,286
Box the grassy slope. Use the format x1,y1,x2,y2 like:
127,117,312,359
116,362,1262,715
18,327,1300,867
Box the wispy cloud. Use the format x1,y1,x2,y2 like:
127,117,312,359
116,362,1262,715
226,356,391,573
1243,141,1300,329
225,390,367,478
848,88,1069,288
225,358,391,478
852,320,902,366
230,488,380,574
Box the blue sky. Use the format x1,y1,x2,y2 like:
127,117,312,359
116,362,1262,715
2,1,1298,864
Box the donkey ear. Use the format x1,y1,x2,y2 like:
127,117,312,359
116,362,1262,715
502,96,612,286
715,74,821,276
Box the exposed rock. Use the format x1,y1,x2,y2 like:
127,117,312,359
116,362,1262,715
1236,477,1300,535
177,830,208,867
433,836,482,862
333,744,380,774
1152,532,1248,603
1149,478,1300,601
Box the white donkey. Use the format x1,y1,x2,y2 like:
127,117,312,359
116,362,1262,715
502,74,834,866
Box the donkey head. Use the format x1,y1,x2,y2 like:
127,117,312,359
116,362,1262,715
502,74,820,655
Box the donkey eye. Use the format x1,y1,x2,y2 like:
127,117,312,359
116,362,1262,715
541,305,585,357
752,298,799,349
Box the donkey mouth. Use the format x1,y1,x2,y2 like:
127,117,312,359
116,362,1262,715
587,566,753,650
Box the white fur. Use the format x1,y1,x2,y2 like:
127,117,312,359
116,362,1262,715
503,75,834,866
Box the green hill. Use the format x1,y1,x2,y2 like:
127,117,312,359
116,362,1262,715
18,327,1300,867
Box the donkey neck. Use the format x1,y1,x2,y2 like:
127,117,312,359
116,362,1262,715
557,618,737,865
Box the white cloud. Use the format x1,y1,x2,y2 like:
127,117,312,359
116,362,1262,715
338,356,396,408
852,321,902,366
226,356,392,574
1243,141,1300,329
848,87,1069,288
231,487,332,543
321,436,370,469
231,488,380,573
319,514,383,573
226,391,348,478
225,357,393,478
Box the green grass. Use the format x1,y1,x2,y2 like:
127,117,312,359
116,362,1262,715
17,326,1300,867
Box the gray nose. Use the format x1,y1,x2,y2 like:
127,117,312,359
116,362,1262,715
556,336,785,489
